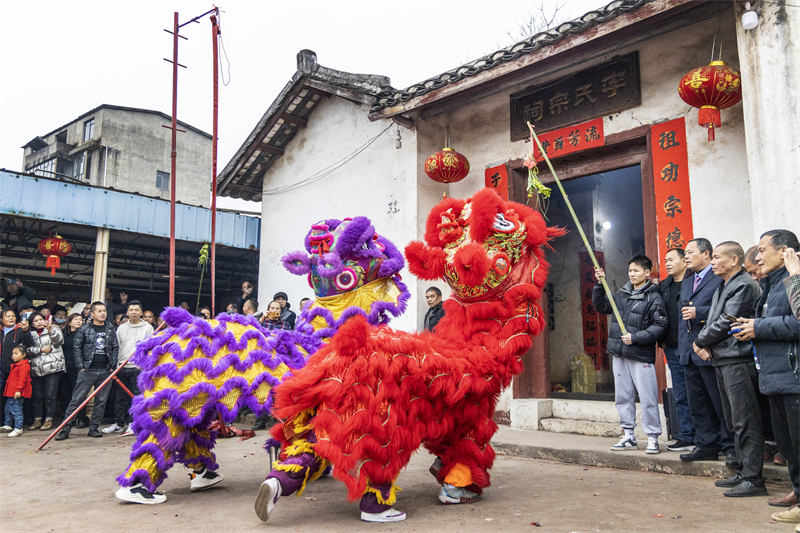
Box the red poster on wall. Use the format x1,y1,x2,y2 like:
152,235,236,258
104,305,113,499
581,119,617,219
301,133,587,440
532,118,604,162
579,251,609,371
484,164,509,201
651,118,694,279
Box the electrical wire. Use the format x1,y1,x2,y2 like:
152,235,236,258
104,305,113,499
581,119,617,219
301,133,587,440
215,9,232,86
262,124,394,196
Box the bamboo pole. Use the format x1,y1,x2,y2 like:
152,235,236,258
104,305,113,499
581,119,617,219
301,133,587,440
527,122,628,335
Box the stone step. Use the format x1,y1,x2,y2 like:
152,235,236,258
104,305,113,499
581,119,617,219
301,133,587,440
539,417,620,438
491,426,791,486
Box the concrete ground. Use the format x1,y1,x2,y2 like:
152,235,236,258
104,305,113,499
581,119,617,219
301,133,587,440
0,427,795,533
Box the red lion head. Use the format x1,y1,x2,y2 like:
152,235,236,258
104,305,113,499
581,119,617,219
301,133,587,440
405,188,562,303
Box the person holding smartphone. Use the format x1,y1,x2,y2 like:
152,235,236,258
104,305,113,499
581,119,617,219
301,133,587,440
732,230,800,517
692,242,765,497
2,278,35,319
26,312,65,431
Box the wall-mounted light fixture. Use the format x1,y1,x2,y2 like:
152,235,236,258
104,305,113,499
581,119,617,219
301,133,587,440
742,2,759,30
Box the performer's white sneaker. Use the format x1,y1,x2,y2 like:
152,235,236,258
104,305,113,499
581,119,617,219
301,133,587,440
115,483,167,504
360,508,407,522
438,483,482,504
189,467,225,492
255,478,280,522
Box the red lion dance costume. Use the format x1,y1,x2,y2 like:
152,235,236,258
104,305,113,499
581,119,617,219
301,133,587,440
258,188,560,523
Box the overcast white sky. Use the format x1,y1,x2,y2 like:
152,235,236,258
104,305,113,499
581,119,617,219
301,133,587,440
0,0,607,211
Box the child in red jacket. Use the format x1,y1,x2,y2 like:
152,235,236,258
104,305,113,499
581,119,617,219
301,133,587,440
2,346,32,437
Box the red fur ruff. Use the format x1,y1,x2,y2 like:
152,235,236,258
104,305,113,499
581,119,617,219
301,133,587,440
271,188,558,502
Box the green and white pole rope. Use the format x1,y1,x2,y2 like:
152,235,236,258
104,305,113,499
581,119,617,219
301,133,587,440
527,122,628,335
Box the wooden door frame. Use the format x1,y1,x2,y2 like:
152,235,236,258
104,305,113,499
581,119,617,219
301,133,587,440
506,124,667,400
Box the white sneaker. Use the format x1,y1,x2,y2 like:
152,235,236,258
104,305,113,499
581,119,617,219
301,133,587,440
0,425,12,432
8,428,22,438
121,427,135,437
361,508,407,522
611,435,638,451
189,467,225,492
254,478,280,522
102,423,123,434
646,437,660,454
115,483,167,504
438,483,482,504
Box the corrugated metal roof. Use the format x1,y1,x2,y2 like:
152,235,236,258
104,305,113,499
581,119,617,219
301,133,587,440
0,170,260,249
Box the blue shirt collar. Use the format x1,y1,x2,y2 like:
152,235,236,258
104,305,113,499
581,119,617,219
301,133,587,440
694,263,713,282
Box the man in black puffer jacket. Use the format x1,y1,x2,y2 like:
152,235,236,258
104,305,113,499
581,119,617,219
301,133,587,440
593,255,666,455
56,301,119,440
733,230,800,513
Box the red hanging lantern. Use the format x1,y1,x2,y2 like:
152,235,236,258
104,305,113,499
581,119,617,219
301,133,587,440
424,147,470,184
678,60,742,141
38,235,72,276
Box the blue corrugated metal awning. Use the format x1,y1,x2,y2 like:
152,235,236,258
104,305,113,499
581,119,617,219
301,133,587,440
0,170,260,249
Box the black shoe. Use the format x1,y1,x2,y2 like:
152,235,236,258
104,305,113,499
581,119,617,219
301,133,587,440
724,480,767,497
55,429,70,441
680,447,720,462
715,474,743,487
667,439,695,452
87,427,103,438
725,452,740,469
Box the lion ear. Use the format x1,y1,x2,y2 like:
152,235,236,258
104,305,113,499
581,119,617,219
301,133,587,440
404,241,447,280
424,198,466,247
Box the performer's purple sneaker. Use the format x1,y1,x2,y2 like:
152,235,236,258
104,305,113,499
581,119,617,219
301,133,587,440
360,508,407,523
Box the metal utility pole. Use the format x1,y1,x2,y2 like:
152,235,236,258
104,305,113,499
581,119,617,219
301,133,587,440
162,7,219,308
210,11,220,315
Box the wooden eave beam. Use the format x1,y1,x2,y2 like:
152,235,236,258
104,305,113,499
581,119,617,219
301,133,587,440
257,143,285,155
280,113,308,128
368,0,700,121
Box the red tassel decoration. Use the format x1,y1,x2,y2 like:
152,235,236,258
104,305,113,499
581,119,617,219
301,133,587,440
46,256,60,276
698,106,721,142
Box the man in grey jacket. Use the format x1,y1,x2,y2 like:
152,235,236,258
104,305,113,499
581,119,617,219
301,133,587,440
694,242,765,497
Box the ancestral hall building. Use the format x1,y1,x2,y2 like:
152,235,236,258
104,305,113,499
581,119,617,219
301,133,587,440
218,0,799,429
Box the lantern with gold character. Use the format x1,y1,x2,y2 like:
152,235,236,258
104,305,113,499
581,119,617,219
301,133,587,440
38,235,72,276
678,60,742,142
424,147,470,184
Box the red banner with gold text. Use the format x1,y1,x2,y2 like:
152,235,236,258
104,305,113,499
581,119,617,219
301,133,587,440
484,164,509,201
532,118,604,162
580,251,609,371
651,118,694,279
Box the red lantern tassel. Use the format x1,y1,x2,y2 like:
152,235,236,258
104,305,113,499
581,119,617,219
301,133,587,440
46,255,60,276
699,106,721,142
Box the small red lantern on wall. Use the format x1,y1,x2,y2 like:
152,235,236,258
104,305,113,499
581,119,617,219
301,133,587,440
424,147,470,184
38,235,72,276
678,60,742,142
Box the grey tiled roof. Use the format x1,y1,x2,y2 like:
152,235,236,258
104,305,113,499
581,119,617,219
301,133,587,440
369,0,647,114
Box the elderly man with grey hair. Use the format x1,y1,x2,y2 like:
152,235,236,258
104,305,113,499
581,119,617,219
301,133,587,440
733,229,800,516
693,241,764,497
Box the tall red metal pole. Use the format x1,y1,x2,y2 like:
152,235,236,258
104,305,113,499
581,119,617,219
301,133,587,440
210,12,220,315
169,11,179,307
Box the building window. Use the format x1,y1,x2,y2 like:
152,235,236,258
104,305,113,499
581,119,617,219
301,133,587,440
55,131,67,143
83,118,94,142
75,151,91,181
29,158,56,177
156,171,170,191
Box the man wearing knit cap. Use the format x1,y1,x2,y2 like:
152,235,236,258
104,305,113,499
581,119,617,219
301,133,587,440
273,292,296,330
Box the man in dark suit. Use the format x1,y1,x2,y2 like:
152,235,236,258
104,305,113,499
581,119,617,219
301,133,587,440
678,238,735,463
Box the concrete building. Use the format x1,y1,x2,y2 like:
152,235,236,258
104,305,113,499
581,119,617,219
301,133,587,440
22,104,213,208
218,0,799,435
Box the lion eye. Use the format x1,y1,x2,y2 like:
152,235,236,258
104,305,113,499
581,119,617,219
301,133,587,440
493,213,515,232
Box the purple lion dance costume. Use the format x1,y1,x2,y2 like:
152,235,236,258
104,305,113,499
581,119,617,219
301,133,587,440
114,216,409,505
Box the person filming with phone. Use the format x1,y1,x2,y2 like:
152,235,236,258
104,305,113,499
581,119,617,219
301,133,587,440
692,242,765,497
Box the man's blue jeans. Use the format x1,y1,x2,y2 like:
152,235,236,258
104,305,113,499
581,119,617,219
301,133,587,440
664,346,695,442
